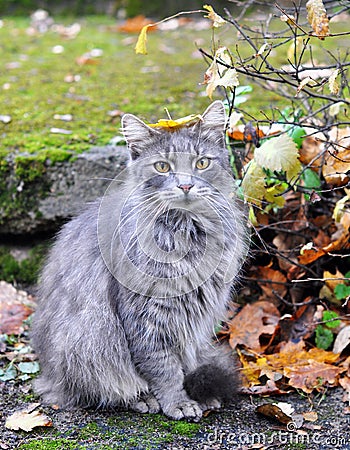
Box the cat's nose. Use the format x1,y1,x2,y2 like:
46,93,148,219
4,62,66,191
178,183,194,194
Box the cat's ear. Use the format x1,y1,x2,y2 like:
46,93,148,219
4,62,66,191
122,114,160,160
197,101,226,144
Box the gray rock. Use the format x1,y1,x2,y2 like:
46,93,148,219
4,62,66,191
0,146,129,235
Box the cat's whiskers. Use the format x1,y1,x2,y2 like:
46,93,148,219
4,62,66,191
108,192,161,266
119,199,169,260
205,195,239,234
117,191,157,228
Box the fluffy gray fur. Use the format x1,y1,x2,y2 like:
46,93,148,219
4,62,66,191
31,101,247,422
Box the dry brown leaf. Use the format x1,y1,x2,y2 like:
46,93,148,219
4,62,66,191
306,0,329,40
322,149,350,186
258,267,287,300
298,228,350,264
299,135,324,169
242,379,291,395
321,127,350,186
237,347,262,387
5,404,52,432
284,360,342,393
260,342,342,393
240,339,344,393
256,403,293,425
0,281,35,335
303,411,318,422
276,302,316,343
228,301,280,351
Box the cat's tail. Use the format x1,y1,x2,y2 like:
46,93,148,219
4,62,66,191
183,364,239,405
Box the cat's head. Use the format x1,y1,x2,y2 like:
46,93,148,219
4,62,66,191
121,101,232,205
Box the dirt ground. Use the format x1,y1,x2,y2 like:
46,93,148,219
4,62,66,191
1,378,350,450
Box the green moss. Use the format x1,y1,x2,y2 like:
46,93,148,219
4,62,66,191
14,156,46,182
167,420,201,437
18,438,81,450
0,244,48,285
0,15,209,168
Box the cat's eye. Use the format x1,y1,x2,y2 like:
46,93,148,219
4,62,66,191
154,161,170,173
196,157,210,170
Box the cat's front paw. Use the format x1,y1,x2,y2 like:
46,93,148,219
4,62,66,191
130,393,161,414
163,400,202,422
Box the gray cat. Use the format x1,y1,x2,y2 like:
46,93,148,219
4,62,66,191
31,101,248,422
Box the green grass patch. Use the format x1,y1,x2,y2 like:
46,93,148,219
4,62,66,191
18,438,82,450
0,244,48,285
18,413,203,450
0,14,347,168
0,15,209,163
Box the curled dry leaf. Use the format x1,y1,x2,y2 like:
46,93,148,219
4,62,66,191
306,0,329,40
256,402,294,425
299,135,324,169
202,47,239,99
296,76,316,95
203,4,226,28
5,404,52,432
135,24,152,55
329,69,340,95
333,326,350,354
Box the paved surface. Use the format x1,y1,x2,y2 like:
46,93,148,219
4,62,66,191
1,381,350,449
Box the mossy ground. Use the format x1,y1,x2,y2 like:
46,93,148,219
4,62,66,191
0,15,210,163
16,412,202,450
0,243,48,285
0,13,347,184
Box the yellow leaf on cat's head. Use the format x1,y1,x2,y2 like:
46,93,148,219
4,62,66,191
148,114,203,131
203,4,226,28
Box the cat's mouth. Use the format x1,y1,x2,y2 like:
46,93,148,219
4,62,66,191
160,186,211,204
